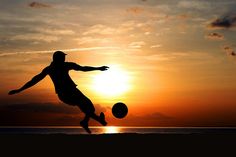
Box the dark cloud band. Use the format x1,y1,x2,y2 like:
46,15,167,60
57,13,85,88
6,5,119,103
205,32,224,40
29,2,51,8
209,15,236,29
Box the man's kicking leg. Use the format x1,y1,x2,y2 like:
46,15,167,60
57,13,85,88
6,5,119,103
90,112,107,126
80,112,107,134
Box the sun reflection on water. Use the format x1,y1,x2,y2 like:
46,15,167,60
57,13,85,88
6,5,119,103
104,126,120,134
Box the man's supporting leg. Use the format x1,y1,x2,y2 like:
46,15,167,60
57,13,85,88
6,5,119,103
80,112,107,134
80,115,91,134
79,98,107,133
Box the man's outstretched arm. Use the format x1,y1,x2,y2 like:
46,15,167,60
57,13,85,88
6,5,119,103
80,66,109,72
71,63,109,72
8,67,49,95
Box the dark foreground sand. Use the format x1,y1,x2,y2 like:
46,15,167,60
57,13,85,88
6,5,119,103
1,133,236,155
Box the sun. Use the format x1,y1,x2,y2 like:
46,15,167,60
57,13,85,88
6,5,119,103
92,65,131,96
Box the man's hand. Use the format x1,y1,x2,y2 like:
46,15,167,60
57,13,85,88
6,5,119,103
8,89,21,95
99,66,109,71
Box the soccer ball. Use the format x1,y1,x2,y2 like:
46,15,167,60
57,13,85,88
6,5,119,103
112,102,128,119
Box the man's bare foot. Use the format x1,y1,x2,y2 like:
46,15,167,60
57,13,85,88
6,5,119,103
80,121,91,134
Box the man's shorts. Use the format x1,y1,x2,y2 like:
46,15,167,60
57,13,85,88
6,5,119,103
57,88,95,114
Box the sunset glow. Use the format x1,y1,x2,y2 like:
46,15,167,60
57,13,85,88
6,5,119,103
104,126,120,134
92,65,131,96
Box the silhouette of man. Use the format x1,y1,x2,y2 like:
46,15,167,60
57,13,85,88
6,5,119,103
8,51,109,133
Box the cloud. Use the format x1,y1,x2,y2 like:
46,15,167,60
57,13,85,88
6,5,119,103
29,2,51,8
141,51,218,65
144,54,175,61
178,1,210,10
34,28,75,35
150,44,162,48
10,33,60,42
222,45,236,56
82,24,116,35
0,46,122,57
75,36,113,45
1,103,78,114
176,14,191,20
205,32,224,40
209,15,236,29
126,7,144,14
129,41,146,49
0,102,175,126
0,103,107,126
0,103,80,126
111,112,174,126
93,104,107,113
82,22,139,37
146,112,173,120
9,27,75,43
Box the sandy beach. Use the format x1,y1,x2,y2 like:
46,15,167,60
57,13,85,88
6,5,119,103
1,133,236,155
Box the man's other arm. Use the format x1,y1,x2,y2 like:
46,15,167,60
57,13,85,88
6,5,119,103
8,67,49,95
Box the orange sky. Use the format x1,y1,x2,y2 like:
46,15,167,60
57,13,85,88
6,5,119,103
0,0,236,127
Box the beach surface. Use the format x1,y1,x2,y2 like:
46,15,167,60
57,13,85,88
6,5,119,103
1,133,236,155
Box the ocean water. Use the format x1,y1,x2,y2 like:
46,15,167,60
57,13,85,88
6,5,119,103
0,126,236,134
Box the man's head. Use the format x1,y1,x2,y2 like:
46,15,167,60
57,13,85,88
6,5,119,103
53,51,66,63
